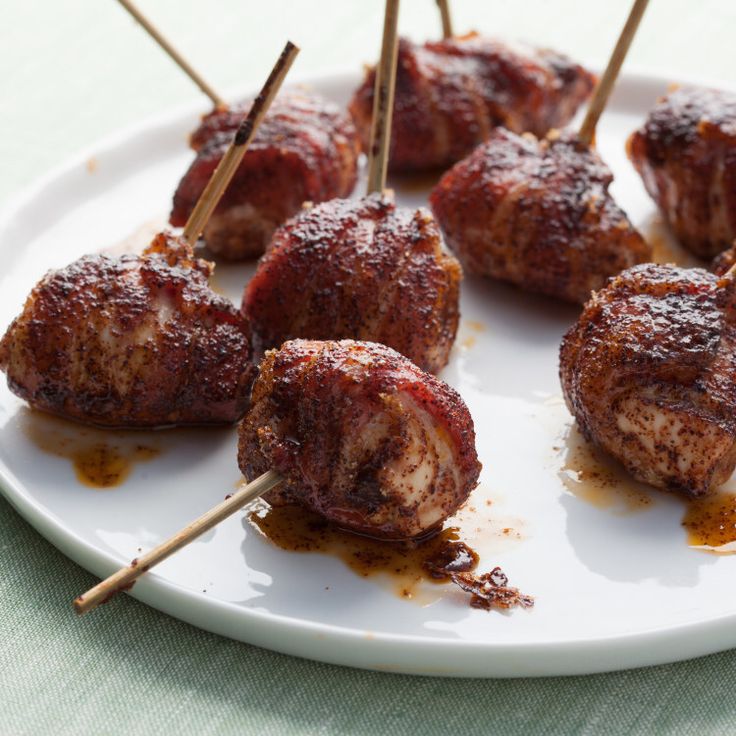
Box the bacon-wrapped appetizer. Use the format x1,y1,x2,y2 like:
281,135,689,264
239,339,482,539
0,233,255,428
560,263,736,496
241,194,461,374
627,86,736,259
171,92,361,260
429,129,650,303
349,33,595,173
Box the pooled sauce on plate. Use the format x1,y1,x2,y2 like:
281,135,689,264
557,424,653,513
683,492,736,554
22,412,161,488
248,501,479,600
560,423,736,554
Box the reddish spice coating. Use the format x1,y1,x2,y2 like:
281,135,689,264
0,232,255,428
241,194,462,374
238,339,482,540
171,93,360,260
349,33,594,173
627,86,736,259
430,129,650,303
560,263,736,496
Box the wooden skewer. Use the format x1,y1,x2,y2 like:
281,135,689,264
115,0,226,109
181,41,299,245
578,0,650,147
436,0,453,39
721,260,736,281
74,42,299,614
74,470,283,615
366,0,401,195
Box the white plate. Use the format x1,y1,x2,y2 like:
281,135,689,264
1,71,735,678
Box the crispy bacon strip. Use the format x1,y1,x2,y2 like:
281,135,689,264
238,339,482,540
171,93,360,260
349,33,595,172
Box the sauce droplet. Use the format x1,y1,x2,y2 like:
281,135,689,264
71,443,160,488
683,492,736,554
22,411,161,488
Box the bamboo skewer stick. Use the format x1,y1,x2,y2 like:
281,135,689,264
436,0,453,39
366,0,401,196
74,470,283,615
181,41,299,245
73,42,299,614
721,261,736,281
578,0,650,147
115,0,226,109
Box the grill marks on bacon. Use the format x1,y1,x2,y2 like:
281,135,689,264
238,339,482,540
242,195,462,374
349,33,595,172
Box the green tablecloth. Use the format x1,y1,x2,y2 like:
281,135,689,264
4,1,736,733
4,493,736,735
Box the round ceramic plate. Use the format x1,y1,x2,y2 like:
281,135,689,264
2,71,735,678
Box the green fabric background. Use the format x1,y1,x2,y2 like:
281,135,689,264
4,495,736,735
4,2,736,733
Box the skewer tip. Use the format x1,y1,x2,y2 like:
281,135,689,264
366,0,401,196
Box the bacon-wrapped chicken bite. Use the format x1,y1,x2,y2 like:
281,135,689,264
349,33,595,173
241,194,461,373
628,86,736,259
430,129,650,303
171,93,360,260
560,263,736,496
0,233,255,428
239,339,482,539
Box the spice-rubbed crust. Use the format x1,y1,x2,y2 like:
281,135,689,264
560,263,736,496
0,231,255,428
171,92,360,260
627,86,736,259
349,33,594,173
241,194,462,374
238,339,482,540
430,128,650,304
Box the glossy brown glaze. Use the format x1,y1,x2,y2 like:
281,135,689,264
560,263,736,496
238,339,481,540
171,93,360,260
349,33,594,173
249,501,477,597
250,501,531,609
23,411,161,488
242,194,461,374
0,232,255,428
683,491,736,552
430,129,650,303
628,86,736,259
